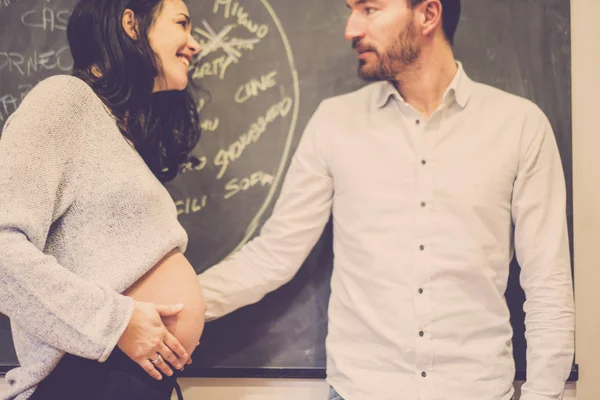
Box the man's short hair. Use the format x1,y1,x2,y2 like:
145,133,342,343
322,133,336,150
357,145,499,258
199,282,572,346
410,0,461,45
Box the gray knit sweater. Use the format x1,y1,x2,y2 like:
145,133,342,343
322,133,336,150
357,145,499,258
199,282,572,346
0,75,188,399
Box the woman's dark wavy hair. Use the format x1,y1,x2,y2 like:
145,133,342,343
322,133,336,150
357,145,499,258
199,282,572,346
67,0,201,183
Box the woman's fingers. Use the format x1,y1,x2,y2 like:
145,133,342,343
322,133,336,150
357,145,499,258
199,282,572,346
149,351,174,377
158,341,183,371
140,358,163,381
119,301,192,380
162,330,189,365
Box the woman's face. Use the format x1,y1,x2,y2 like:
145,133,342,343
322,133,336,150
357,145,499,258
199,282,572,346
148,0,200,92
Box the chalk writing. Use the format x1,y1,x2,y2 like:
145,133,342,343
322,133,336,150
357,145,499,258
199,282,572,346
213,0,269,38
0,84,33,123
192,21,260,81
234,70,277,103
192,54,235,80
0,0,20,10
224,171,274,200
21,7,71,31
175,196,208,216
214,96,293,179
0,47,72,77
180,156,208,174
200,117,219,132
197,98,206,113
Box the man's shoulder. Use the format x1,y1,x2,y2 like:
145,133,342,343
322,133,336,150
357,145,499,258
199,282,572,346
469,80,553,141
470,80,542,116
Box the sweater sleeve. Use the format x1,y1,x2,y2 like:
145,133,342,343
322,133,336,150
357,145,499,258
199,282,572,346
0,78,133,362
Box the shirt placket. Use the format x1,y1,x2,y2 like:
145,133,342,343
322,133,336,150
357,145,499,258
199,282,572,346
413,110,441,400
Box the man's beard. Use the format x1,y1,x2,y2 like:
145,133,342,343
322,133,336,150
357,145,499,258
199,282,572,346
355,22,421,82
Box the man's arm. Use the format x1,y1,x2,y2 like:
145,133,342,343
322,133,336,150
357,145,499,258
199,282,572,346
199,104,334,321
512,105,575,400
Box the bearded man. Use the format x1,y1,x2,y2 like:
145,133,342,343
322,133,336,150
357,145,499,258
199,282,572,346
198,2,575,399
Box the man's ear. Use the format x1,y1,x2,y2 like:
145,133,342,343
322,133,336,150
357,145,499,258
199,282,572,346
418,0,443,38
122,9,138,40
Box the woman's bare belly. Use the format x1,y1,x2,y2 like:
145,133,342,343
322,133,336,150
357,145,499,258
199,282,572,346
124,249,206,355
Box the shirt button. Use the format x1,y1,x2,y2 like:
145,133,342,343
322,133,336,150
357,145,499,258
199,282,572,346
421,371,427,377
419,331,424,337
421,159,426,165
420,201,426,208
415,119,421,125
418,288,424,294
419,245,425,251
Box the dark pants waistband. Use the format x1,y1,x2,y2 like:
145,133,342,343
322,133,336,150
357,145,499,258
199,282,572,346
30,348,182,400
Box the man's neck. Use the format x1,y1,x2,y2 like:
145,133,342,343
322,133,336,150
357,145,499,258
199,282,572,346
392,43,458,118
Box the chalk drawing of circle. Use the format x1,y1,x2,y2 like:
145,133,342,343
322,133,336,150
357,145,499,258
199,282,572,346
168,0,300,273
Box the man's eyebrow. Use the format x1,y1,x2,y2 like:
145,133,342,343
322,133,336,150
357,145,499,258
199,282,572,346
346,0,369,8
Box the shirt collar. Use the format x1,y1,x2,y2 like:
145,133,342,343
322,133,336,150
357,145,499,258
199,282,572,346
375,61,472,109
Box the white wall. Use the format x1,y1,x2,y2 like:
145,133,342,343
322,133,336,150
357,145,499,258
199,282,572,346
1,0,598,399
570,0,600,398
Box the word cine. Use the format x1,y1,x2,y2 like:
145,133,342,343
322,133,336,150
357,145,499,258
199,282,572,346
235,70,277,104
0,47,72,77
0,84,33,122
214,96,293,179
213,0,269,38
21,7,71,32
175,196,208,216
224,171,274,200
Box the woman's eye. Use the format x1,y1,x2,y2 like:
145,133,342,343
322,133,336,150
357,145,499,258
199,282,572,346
178,21,188,28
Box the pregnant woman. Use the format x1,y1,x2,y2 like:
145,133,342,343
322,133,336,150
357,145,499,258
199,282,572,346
0,0,206,399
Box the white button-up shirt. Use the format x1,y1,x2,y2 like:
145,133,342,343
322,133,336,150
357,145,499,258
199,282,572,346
199,63,575,400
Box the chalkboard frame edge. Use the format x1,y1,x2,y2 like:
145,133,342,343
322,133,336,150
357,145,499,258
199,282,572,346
0,364,580,381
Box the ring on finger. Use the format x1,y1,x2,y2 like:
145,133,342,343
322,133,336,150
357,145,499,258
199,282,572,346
149,353,163,365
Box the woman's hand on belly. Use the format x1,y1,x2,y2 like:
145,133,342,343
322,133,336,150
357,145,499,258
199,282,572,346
124,249,207,368
117,301,190,380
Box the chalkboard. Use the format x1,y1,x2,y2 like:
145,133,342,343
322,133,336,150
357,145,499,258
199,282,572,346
0,0,576,381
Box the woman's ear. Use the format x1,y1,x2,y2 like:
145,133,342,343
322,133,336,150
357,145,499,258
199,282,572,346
122,9,138,40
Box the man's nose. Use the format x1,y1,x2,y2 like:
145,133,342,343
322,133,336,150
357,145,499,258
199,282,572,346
344,11,365,42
